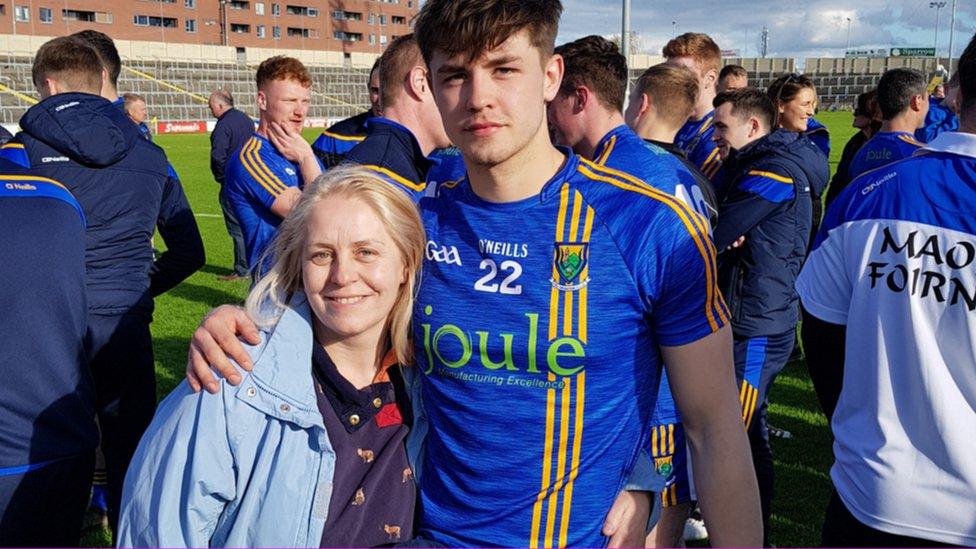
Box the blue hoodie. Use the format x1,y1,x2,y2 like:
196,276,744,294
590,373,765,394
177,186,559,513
0,92,204,314
715,129,829,337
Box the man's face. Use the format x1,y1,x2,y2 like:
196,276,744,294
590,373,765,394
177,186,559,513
712,102,757,151
128,100,148,124
368,69,381,115
718,73,748,93
258,78,311,133
546,89,585,150
667,56,715,100
428,30,562,168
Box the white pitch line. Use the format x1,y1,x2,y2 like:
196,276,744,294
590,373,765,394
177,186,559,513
195,213,222,218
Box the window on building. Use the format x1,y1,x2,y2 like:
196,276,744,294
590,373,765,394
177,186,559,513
333,31,363,42
227,1,249,10
64,9,98,21
133,14,177,27
380,34,387,45
378,14,386,25
230,22,250,32
367,13,374,24
254,2,264,14
271,3,279,15
256,25,265,37
184,0,195,7
38,6,52,22
0,6,6,16
391,15,405,24
287,27,317,38
368,33,375,45
272,25,280,38
14,5,29,22
95,10,112,23
333,10,361,21
407,0,412,7
185,18,195,32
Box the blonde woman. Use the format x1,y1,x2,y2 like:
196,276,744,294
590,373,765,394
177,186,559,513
117,165,426,548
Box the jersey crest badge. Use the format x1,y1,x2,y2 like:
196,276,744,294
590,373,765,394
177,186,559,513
654,456,674,477
550,243,590,291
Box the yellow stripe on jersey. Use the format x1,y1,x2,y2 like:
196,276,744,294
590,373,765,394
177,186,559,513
578,206,594,344
363,164,427,192
897,134,924,147
545,377,572,546
532,184,572,548
587,158,730,322
746,170,793,184
596,135,617,165
698,115,714,135
700,146,720,174
247,138,290,194
558,371,586,547
577,159,729,330
240,139,286,196
320,130,365,142
1,142,25,149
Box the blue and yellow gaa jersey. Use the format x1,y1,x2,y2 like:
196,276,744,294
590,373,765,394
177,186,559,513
849,131,924,181
674,110,723,181
413,151,728,547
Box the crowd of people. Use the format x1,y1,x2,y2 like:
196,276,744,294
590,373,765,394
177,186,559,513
0,0,974,547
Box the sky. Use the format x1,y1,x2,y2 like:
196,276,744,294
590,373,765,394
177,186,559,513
556,0,976,62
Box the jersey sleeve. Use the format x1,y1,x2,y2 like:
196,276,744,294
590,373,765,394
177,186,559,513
713,165,795,250
643,205,729,347
795,221,852,325
230,143,291,209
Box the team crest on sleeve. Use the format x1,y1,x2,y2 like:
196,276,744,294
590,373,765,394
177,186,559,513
550,243,591,291
654,456,674,477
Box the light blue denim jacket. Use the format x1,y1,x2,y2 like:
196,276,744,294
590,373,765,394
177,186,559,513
116,295,428,548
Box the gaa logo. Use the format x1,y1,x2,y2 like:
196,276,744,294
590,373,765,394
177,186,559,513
654,456,674,477
426,240,462,266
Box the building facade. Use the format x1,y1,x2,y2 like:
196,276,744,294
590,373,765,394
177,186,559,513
0,0,416,54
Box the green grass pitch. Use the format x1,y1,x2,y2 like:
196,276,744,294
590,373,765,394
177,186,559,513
87,112,857,547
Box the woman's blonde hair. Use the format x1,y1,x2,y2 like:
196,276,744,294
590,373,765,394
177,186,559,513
245,165,426,365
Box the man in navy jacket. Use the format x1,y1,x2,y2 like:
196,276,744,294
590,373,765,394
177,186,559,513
0,37,204,533
209,89,255,279
711,88,828,546
0,156,98,546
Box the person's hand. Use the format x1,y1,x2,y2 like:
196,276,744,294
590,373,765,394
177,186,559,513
267,120,315,164
604,490,652,548
727,235,746,250
186,305,261,393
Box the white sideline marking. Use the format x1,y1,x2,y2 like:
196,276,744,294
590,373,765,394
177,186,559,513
195,213,222,218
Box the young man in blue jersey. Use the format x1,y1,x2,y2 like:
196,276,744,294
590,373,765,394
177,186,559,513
0,36,204,534
626,61,721,547
848,68,929,180
224,56,323,272
548,36,716,225
664,33,725,184
0,157,98,546
311,59,381,167
711,87,828,546
187,1,761,546
797,33,976,548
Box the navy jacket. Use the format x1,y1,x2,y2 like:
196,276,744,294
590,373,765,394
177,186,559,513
715,129,829,337
344,117,432,201
1,93,204,315
210,107,255,185
0,157,99,469
312,110,372,168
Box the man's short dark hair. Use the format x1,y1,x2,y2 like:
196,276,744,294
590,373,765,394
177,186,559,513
378,34,422,110
32,36,103,94
414,0,562,66
876,68,927,120
959,33,976,117
554,35,627,113
720,64,748,81
714,87,775,131
71,30,121,87
634,63,699,128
